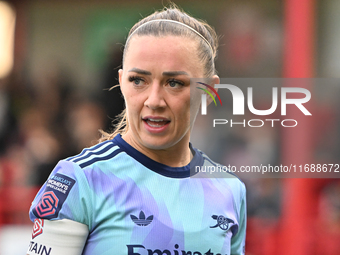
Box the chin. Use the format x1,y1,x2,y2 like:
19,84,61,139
143,141,172,151
141,136,177,151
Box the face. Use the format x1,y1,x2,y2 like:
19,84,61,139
119,35,217,154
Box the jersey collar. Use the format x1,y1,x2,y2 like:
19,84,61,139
112,134,203,178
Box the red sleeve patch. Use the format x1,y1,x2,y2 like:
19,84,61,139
32,218,44,239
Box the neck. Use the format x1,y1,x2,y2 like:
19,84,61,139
121,133,192,167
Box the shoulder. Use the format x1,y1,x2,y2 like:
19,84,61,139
193,147,244,180
29,138,128,225
192,147,246,198
65,139,124,169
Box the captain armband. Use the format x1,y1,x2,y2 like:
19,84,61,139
27,219,89,255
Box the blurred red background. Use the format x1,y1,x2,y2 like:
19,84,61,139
0,0,339,254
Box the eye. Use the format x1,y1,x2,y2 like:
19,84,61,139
168,79,184,88
128,76,145,86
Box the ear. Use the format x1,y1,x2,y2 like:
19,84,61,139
118,69,124,96
206,75,220,106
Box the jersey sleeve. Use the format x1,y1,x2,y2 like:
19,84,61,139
29,160,94,228
231,183,247,255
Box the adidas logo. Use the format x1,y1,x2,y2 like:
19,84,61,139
130,211,153,226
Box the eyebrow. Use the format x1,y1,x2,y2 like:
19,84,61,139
162,71,189,76
128,68,151,75
128,68,189,77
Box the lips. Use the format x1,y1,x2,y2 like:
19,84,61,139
142,117,170,127
142,116,171,132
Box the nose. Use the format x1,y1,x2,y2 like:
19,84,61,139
144,82,167,110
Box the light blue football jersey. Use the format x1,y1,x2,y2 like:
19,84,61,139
29,134,246,255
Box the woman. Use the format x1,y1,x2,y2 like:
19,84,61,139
27,5,246,255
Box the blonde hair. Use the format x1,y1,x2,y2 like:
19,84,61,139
99,4,218,142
